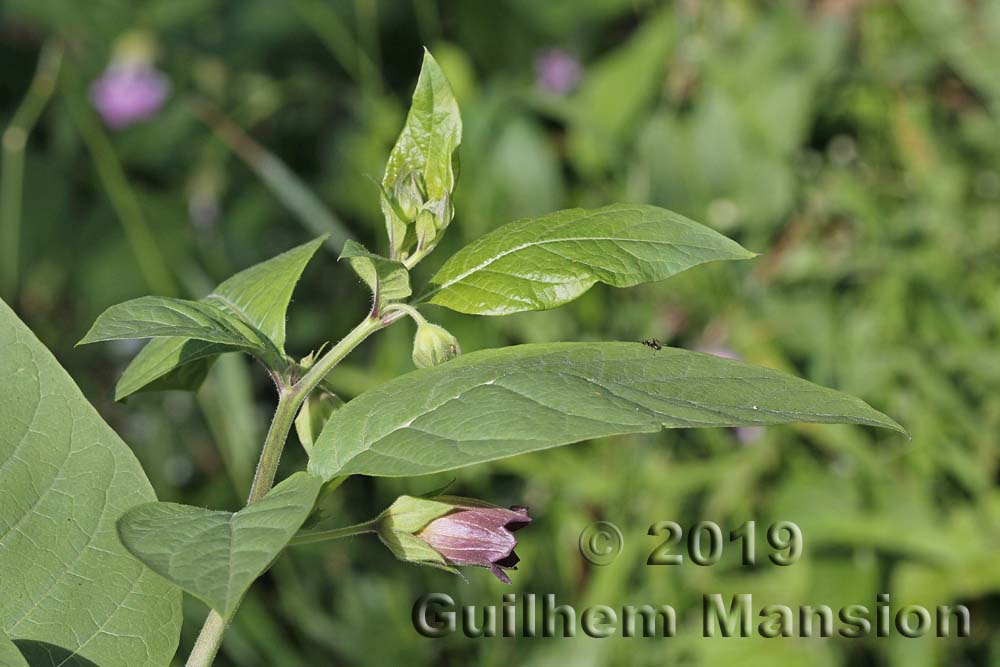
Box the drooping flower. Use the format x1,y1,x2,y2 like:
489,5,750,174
416,504,531,584
535,49,582,95
375,495,531,583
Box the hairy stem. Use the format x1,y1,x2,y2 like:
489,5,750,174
186,315,384,666
292,315,383,398
186,611,227,667
381,302,425,326
246,389,299,503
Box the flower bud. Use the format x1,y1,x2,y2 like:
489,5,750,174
414,208,437,250
394,171,426,222
375,495,531,583
429,194,453,232
412,321,461,369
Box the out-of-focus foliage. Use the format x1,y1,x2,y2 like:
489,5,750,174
2,0,998,665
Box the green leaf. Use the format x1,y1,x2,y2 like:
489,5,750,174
308,342,904,479
8,640,102,667
339,240,412,306
205,236,325,351
421,204,756,315
115,338,229,401
381,50,462,256
294,392,343,456
117,472,323,619
0,299,181,667
383,49,461,204
199,354,263,495
0,633,28,667
143,355,216,393
111,237,324,400
78,296,269,349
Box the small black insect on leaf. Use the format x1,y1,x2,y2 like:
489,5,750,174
641,338,662,351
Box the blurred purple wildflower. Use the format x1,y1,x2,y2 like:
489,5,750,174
535,49,581,95
90,64,170,130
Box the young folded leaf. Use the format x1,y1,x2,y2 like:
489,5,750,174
308,342,904,479
420,204,756,315
339,240,411,310
0,300,181,667
381,50,462,260
106,236,325,400
117,472,324,620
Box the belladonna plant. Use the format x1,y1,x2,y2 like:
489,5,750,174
0,50,905,667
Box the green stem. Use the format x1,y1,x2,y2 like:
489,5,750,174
292,315,384,398
187,611,227,667
186,315,385,666
381,302,425,326
289,519,377,546
1,41,63,302
246,389,299,503
402,243,435,270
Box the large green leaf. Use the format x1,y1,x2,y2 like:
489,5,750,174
0,299,181,667
111,237,324,400
420,204,756,315
117,472,323,620
339,240,411,306
78,296,269,349
7,640,101,667
0,633,28,667
381,50,462,256
308,342,904,479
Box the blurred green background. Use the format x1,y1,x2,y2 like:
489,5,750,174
3,0,1000,665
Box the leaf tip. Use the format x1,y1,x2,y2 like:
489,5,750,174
419,47,447,78
886,417,909,439
860,404,907,438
